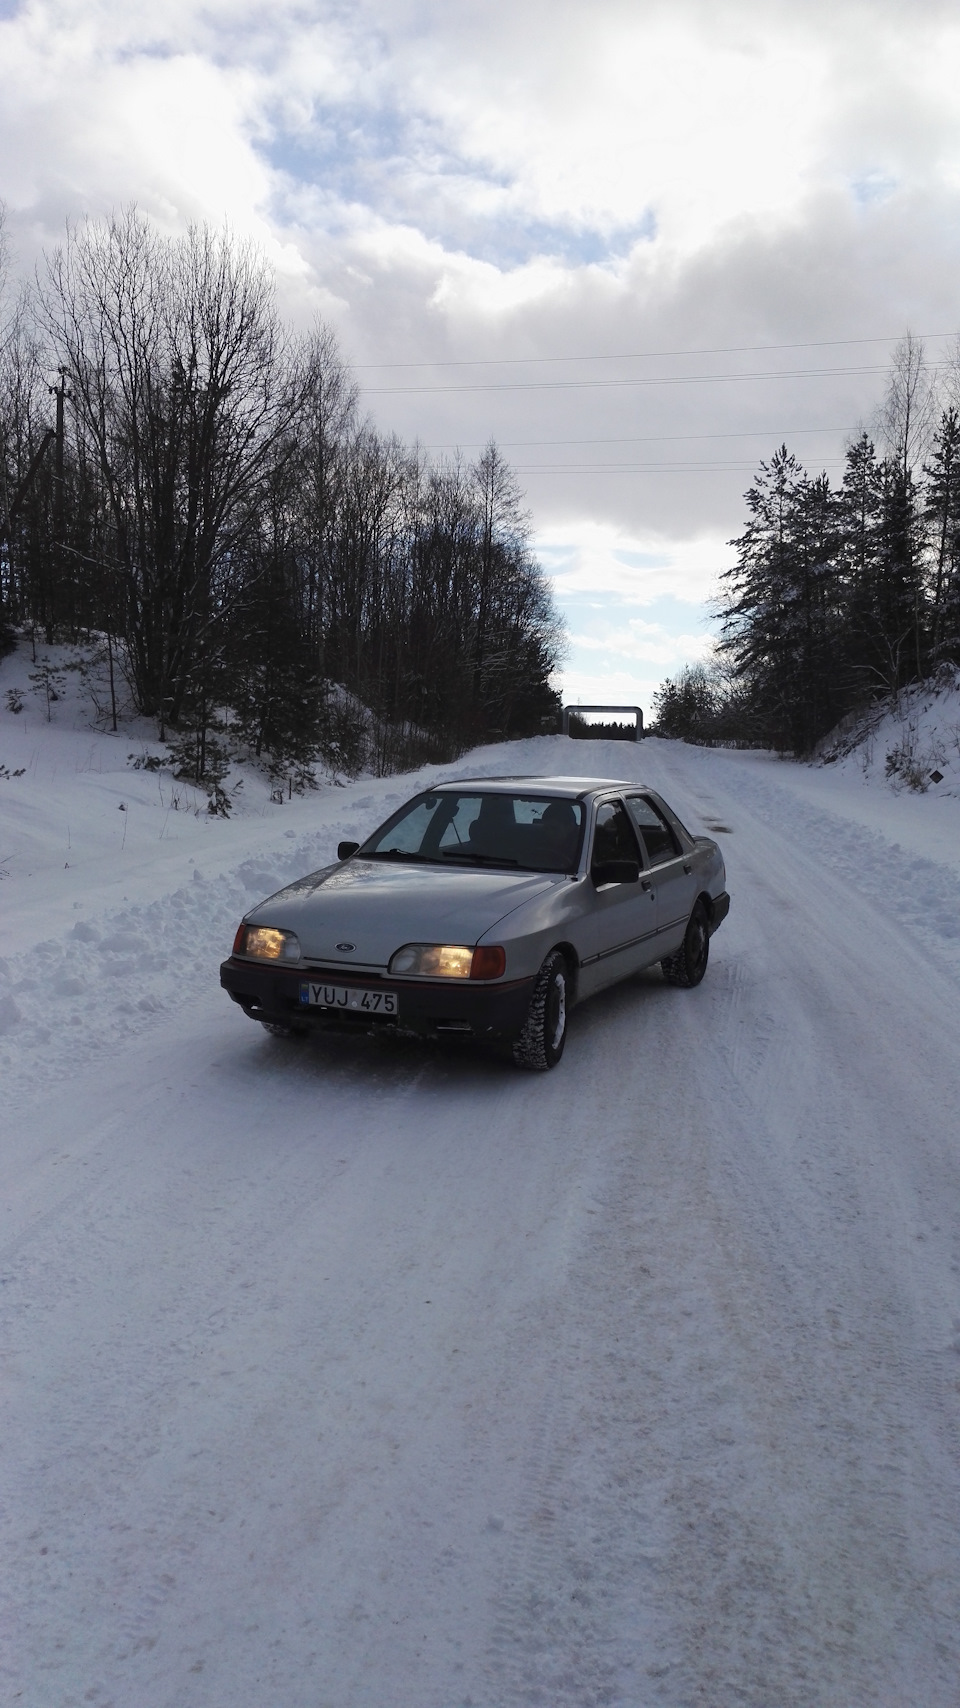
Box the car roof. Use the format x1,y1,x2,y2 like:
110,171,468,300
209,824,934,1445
431,775,649,800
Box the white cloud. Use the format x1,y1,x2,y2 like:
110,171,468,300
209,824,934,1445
539,519,735,606
559,666,664,713
0,11,274,242
571,626,713,666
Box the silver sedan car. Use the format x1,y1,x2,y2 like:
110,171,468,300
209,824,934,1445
220,775,730,1069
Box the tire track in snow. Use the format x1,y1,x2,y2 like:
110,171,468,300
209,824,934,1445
663,742,960,981
655,756,960,1704
476,748,960,1706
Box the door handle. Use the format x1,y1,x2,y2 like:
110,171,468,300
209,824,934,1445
641,879,653,893
683,863,692,874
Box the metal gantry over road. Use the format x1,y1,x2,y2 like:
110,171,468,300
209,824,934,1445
562,705,644,740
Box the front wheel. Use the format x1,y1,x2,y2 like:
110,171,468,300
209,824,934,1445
661,901,710,988
512,950,569,1071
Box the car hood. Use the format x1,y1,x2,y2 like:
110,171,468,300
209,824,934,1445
244,858,559,968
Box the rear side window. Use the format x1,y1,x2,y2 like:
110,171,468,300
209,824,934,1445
625,795,679,864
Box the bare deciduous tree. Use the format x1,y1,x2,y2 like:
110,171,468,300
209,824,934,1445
875,332,939,477
39,210,308,729
2,206,565,784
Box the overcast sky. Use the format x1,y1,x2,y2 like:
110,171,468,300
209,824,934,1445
3,0,960,716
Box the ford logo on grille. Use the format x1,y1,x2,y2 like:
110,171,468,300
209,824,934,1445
336,942,356,952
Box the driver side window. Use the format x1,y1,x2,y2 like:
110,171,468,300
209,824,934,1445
591,800,639,869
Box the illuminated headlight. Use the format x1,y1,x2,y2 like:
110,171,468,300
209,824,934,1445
233,924,301,962
389,943,472,978
388,943,506,979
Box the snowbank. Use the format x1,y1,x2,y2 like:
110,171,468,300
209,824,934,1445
816,667,960,796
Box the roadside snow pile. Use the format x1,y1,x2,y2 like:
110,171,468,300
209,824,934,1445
816,667,960,795
0,640,379,1099
682,743,960,976
0,634,337,837
0,822,341,1101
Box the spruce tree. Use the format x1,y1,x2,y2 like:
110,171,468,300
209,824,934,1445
924,408,960,663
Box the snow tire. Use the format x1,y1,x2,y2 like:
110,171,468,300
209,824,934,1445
512,950,569,1071
661,900,710,988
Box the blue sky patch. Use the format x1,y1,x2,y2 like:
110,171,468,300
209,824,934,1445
850,171,898,207
555,587,714,716
261,102,654,267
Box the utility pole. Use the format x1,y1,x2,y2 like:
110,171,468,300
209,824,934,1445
49,367,71,636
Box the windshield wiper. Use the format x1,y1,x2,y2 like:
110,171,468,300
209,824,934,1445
363,849,438,863
440,849,520,867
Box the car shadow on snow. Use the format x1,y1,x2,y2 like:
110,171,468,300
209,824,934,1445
251,1020,517,1092
230,961,687,1093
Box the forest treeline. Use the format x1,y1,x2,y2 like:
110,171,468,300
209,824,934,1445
655,336,960,755
0,209,563,795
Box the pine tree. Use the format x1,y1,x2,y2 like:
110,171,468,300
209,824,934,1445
924,408,960,663
719,447,809,749
875,460,926,688
836,432,884,696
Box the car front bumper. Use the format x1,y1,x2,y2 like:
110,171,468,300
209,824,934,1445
220,956,537,1040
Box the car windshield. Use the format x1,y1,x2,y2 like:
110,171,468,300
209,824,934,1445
359,791,585,873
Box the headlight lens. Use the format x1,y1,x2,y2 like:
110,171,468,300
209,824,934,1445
389,943,473,978
233,924,301,961
388,943,505,979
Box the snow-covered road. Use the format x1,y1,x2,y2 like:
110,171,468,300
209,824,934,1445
4,738,960,1706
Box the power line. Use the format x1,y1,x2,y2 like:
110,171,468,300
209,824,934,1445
423,425,852,450
512,462,848,475
365,361,931,396
354,332,956,372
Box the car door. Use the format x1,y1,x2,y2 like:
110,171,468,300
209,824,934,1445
624,794,697,957
578,797,657,996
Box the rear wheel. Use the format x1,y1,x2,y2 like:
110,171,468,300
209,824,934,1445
512,950,569,1071
661,901,710,988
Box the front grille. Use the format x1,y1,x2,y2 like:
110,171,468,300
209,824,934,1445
302,962,384,979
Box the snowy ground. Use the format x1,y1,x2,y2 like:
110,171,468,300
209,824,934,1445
817,667,960,800
3,649,960,1706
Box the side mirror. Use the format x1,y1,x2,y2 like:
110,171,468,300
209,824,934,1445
591,857,640,887
338,840,360,860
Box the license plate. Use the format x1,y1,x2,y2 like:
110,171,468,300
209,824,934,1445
299,981,398,1016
